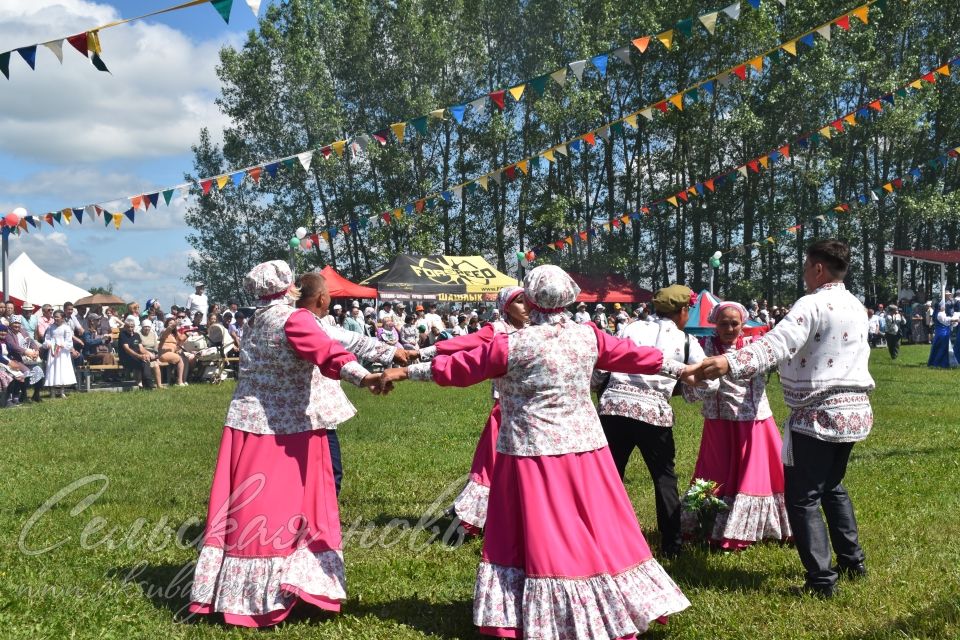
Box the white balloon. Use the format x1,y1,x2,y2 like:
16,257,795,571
295,226,307,239
712,250,722,259
12,207,27,220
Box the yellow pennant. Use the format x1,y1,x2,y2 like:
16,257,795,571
909,79,923,90
391,122,406,142
87,30,102,54
851,5,869,24
668,93,684,111
393,208,403,219
216,175,230,190
759,156,769,169
883,183,894,193
565,236,573,246
621,214,631,224
781,41,797,57
749,56,764,72
936,64,951,76
478,175,489,190
843,114,857,126
517,159,529,174
63,208,72,223
508,85,526,101
113,214,122,230
542,149,556,163
624,114,638,129
819,127,832,139
657,30,674,50
667,196,678,207
321,230,330,241
687,186,697,196
331,140,347,157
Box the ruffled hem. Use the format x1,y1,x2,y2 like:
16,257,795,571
452,477,490,532
189,544,346,626
474,559,689,640
682,493,791,548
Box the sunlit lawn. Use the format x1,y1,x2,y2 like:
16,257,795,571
0,344,958,639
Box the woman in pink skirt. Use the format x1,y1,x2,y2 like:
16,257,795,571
419,286,527,534
188,261,383,627
381,265,691,639
682,301,792,549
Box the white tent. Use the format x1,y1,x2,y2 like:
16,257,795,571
6,252,91,308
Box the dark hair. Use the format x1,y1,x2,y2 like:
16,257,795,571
806,238,849,277
297,271,327,302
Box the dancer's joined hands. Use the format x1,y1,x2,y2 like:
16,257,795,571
361,373,394,396
677,355,731,387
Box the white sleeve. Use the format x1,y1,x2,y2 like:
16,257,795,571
680,337,719,401
727,297,815,380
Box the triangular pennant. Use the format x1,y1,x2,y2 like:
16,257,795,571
478,175,489,190
91,53,109,73
517,159,529,174
147,193,159,208
624,114,638,129
749,56,764,72
583,132,596,145
429,108,446,120
265,162,279,178
597,125,611,140
102,213,110,228
489,90,506,111
610,121,625,135
123,207,133,224
676,18,693,38
882,183,894,193
677,190,689,202
922,72,936,84
701,80,715,96
210,0,234,24
550,68,567,86
162,188,175,204
722,2,741,20
74,207,84,223
843,113,857,126
201,180,213,195
851,5,869,24
569,59,587,81
653,101,668,113
656,30,674,50
612,46,632,65
936,64,951,77
298,151,313,172
747,159,760,173
759,156,769,169
869,100,883,112
232,171,245,187
372,130,389,145
449,105,467,124
0,52,9,80
468,96,488,114
830,119,844,132
331,140,347,157
131,195,144,211
542,149,555,163
639,108,654,120
570,139,582,152
632,36,651,53
554,144,568,156
216,175,230,190
529,75,550,96
668,93,684,110
17,46,37,70
816,24,832,40
779,144,790,158
732,65,748,80
781,41,797,56
870,190,880,202
717,71,732,86
390,122,407,142
667,196,678,207
799,33,816,48
66,34,88,57
699,12,719,35
43,40,64,63
705,178,716,192
489,171,502,186
819,126,832,139
591,54,608,77
245,0,262,15
835,15,850,30
508,85,525,101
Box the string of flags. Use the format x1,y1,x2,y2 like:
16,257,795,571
518,56,958,263
723,142,960,256
0,0,263,81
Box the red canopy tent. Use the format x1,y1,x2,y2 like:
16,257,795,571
570,273,653,303
320,266,378,299
887,249,960,306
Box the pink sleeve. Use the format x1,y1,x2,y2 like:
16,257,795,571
284,308,358,379
591,323,664,374
433,322,496,355
422,332,509,387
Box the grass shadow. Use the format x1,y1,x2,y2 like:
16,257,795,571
107,561,199,623
664,544,772,593
359,512,474,548
348,596,474,638
841,592,960,639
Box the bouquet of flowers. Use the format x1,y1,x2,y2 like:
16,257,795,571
681,478,729,541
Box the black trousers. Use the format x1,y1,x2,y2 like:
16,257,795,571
600,414,681,553
327,429,343,496
886,334,901,359
785,432,865,588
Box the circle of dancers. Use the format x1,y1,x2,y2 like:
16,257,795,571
188,237,874,637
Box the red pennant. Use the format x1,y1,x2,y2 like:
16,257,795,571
578,231,588,241
310,234,319,244
839,203,851,211
831,119,844,132
747,160,760,173
949,150,960,159
372,131,388,145
201,180,213,195
45,214,54,227
835,15,850,30
641,206,650,214
583,132,596,145
525,251,535,261
67,33,89,56
653,101,668,113
341,224,350,234
892,178,903,189
414,199,425,212
732,65,748,80
320,146,331,158
555,240,565,249
704,179,715,192
131,195,143,210
504,165,517,181
248,166,262,184
489,90,506,111
779,145,790,158
868,100,883,112
922,72,936,84
381,212,391,224
677,190,689,202
612,218,621,228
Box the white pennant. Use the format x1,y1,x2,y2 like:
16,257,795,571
569,60,588,81
640,108,654,120
298,151,314,172
453,186,464,200
178,185,191,201
489,171,502,186
816,24,832,41
245,0,262,15
722,2,741,20
43,40,64,63
469,97,488,115
870,190,880,202
554,144,568,156
597,126,611,140
699,12,719,35
777,0,787,5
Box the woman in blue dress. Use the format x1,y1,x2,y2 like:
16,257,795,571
928,299,958,368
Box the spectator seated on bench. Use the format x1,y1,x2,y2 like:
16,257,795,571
118,318,157,390
81,313,116,366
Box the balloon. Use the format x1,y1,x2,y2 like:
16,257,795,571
295,227,307,239
289,237,301,249
4,213,18,227
516,251,525,261
712,250,722,260
302,238,314,250
12,207,27,221
709,257,721,268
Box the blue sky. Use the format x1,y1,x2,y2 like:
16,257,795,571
1,0,269,307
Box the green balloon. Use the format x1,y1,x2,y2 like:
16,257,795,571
289,237,301,248
709,257,721,268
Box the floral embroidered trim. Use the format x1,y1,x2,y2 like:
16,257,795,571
681,493,791,543
407,362,434,382
659,358,685,379
451,479,489,531
339,360,370,387
418,345,438,361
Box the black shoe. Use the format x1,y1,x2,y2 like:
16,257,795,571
795,582,836,599
834,562,867,581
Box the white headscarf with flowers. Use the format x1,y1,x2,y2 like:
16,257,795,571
523,265,580,326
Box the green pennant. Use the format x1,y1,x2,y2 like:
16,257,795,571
0,52,10,80
465,182,478,195
529,74,550,96
810,132,822,145
895,88,908,98
358,216,368,229
530,157,541,171
282,158,296,170
676,18,693,38
104,213,112,227
210,0,233,24
53,212,62,224
610,121,625,135
688,88,700,104
768,50,783,65
410,116,429,136
162,189,175,206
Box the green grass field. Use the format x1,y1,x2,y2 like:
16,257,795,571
1,344,958,639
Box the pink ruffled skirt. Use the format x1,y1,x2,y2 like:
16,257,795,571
189,427,345,627
476,446,690,639
451,402,501,534
683,417,791,550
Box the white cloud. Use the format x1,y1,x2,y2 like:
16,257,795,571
0,0,233,163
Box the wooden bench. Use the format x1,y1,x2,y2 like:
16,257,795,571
78,362,170,392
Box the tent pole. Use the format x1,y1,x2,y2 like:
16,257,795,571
942,263,946,308
1,230,8,303
896,256,901,303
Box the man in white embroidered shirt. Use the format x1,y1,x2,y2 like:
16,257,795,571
698,238,873,598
